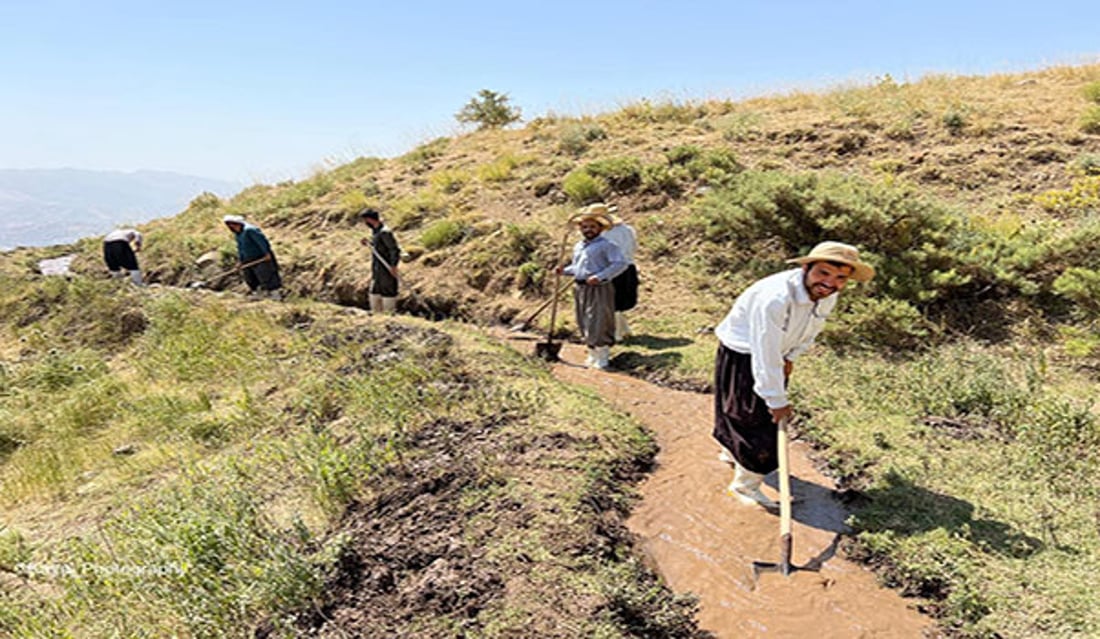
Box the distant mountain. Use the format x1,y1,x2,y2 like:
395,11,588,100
0,168,242,250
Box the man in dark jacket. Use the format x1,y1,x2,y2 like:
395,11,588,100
223,215,282,298
359,209,401,314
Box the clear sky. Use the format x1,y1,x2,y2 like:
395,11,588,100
2,0,1097,184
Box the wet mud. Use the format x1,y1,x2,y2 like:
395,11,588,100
548,340,934,639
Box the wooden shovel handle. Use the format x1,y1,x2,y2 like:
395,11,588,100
777,416,793,574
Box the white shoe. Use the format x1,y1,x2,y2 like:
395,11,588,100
718,449,737,465
727,463,779,510
585,348,596,367
592,346,611,370
728,484,779,510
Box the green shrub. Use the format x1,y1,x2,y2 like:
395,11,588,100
1053,267,1100,317
400,137,450,169
338,190,371,216
388,190,448,230
504,223,550,263
420,219,467,251
713,111,763,142
1074,153,1100,176
686,148,742,184
188,192,222,211
943,109,967,135
666,145,701,165
477,155,520,183
825,296,935,351
906,349,1033,428
515,261,545,290
562,170,609,205
1015,397,1099,473
559,122,607,156
1079,105,1100,134
1083,81,1100,104
430,169,469,193
584,156,643,192
690,170,992,314
640,162,684,195
620,99,703,124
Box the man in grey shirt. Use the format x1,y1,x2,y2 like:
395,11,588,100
560,208,628,370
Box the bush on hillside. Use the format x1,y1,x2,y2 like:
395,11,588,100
188,191,222,211
584,156,644,192
692,170,991,303
824,295,934,351
400,137,450,171
1079,106,1100,134
558,122,607,156
420,220,468,251
1074,153,1100,176
563,170,609,205
1084,81,1100,104
1052,267,1100,318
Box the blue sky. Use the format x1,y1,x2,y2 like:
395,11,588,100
1,0,1097,184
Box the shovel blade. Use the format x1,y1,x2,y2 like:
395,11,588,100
534,341,561,361
751,559,793,579
751,532,798,581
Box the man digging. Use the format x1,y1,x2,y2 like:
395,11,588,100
713,241,874,508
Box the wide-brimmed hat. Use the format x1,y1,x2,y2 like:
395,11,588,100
786,241,875,282
359,208,380,220
222,214,246,225
571,203,614,229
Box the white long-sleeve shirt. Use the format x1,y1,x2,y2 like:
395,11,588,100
601,223,637,264
103,228,143,250
714,268,837,409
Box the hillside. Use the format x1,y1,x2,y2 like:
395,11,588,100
4,62,1100,637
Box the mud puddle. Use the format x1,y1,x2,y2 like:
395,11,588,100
529,337,932,638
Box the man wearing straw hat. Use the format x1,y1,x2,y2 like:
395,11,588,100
559,206,629,370
713,241,875,508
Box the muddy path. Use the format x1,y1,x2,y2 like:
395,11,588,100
505,334,933,638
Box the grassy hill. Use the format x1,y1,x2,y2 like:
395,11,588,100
4,62,1100,637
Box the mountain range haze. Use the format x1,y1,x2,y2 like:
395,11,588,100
0,168,242,251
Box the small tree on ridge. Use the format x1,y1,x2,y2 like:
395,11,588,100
456,89,522,130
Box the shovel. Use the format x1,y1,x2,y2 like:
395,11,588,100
509,279,573,332
535,228,571,361
189,255,271,289
751,416,820,580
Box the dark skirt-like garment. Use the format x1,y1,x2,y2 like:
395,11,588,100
103,240,139,272
243,256,282,291
612,264,638,311
712,343,780,474
370,267,399,297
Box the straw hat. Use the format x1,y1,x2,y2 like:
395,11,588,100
572,203,614,229
786,241,875,282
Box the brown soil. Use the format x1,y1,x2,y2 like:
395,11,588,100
547,338,935,638
276,328,938,638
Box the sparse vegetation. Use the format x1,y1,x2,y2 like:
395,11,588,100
6,61,1100,638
